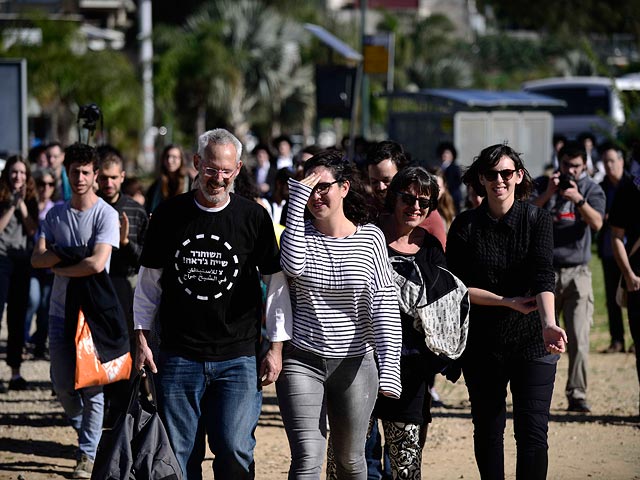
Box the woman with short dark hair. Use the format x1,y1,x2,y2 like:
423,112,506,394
447,143,567,479
375,166,447,478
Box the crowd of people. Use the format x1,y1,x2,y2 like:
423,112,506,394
0,129,638,480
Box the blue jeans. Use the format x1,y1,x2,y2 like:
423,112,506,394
48,315,104,460
365,420,392,480
25,273,53,351
157,353,262,480
276,344,379,480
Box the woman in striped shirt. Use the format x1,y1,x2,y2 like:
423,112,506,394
276,150,402,479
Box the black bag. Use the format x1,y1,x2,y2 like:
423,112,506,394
92,369,183,480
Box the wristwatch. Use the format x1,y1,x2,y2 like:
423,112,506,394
575,198,586,208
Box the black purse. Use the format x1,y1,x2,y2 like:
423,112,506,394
92,369,183,479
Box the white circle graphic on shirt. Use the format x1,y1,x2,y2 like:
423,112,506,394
174,233,239,301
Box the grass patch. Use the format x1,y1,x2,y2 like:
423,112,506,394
585,252,631,352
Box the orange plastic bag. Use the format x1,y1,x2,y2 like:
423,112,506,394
75,309,132,390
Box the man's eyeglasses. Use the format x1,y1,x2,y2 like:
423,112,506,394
397,192,430,209
312,180,339,196
201,166,237,178
482,169,516,182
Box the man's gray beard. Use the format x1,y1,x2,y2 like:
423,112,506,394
200,184,229,205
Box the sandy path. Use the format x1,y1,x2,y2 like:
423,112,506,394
0,349,638,479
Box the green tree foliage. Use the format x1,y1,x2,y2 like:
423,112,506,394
479,0,640,37
0,14,141,151
479,0,640,74
470,34,571,89
377,12,474,90
155,0,313,144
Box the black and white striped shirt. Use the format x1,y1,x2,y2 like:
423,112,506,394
280,179,402,398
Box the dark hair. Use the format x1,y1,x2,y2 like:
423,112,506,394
427,166,456,226
275,167,293,185
558,141,587,164
0,155,37,205
552,134,567,146
303,149,371,226
160,144,185,173
384,166,439,216
252,143,272,157
28,145,46,165
97,144,124,170
436,141,457,162
233,165,262,201
367,140,408,170
122,176,145,197
273,134,292,149
577,131,597,145
598,140,626,159
46,141,63,151
301,144,323,157
64,143,99,171
159,144,187,199
462,143,533,200
296,144,324,167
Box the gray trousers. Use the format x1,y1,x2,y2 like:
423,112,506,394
276,345,379,480
554,264,594,401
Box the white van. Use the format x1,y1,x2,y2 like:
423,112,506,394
522,76,640,141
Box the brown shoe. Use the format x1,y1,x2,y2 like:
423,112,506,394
72,453,93,479
602,341,625,353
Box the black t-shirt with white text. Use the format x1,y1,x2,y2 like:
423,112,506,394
141,191,281,361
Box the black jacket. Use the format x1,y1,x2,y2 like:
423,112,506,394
58,245,129,362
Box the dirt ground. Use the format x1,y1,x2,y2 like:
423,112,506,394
0,341,638,480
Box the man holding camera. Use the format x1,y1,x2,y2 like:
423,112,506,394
532,141,605,412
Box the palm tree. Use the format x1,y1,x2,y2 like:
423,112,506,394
381,12,474,90
155,0,313,143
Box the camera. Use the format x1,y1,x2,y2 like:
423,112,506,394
558,173,575,191
77,103,102,144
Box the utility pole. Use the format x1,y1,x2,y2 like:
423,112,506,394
360,0,369,138
139,0,155,173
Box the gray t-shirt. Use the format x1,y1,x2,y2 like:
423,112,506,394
532,173,606,266
0,204,29,257
40,197,120,318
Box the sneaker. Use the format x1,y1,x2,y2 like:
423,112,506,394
629,344,636,354
72,454,93,479
567,398,591,413
8,376,28,391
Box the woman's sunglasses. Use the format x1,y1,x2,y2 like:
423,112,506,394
396,192,430,209
482,169,516,182
37,181,55,187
